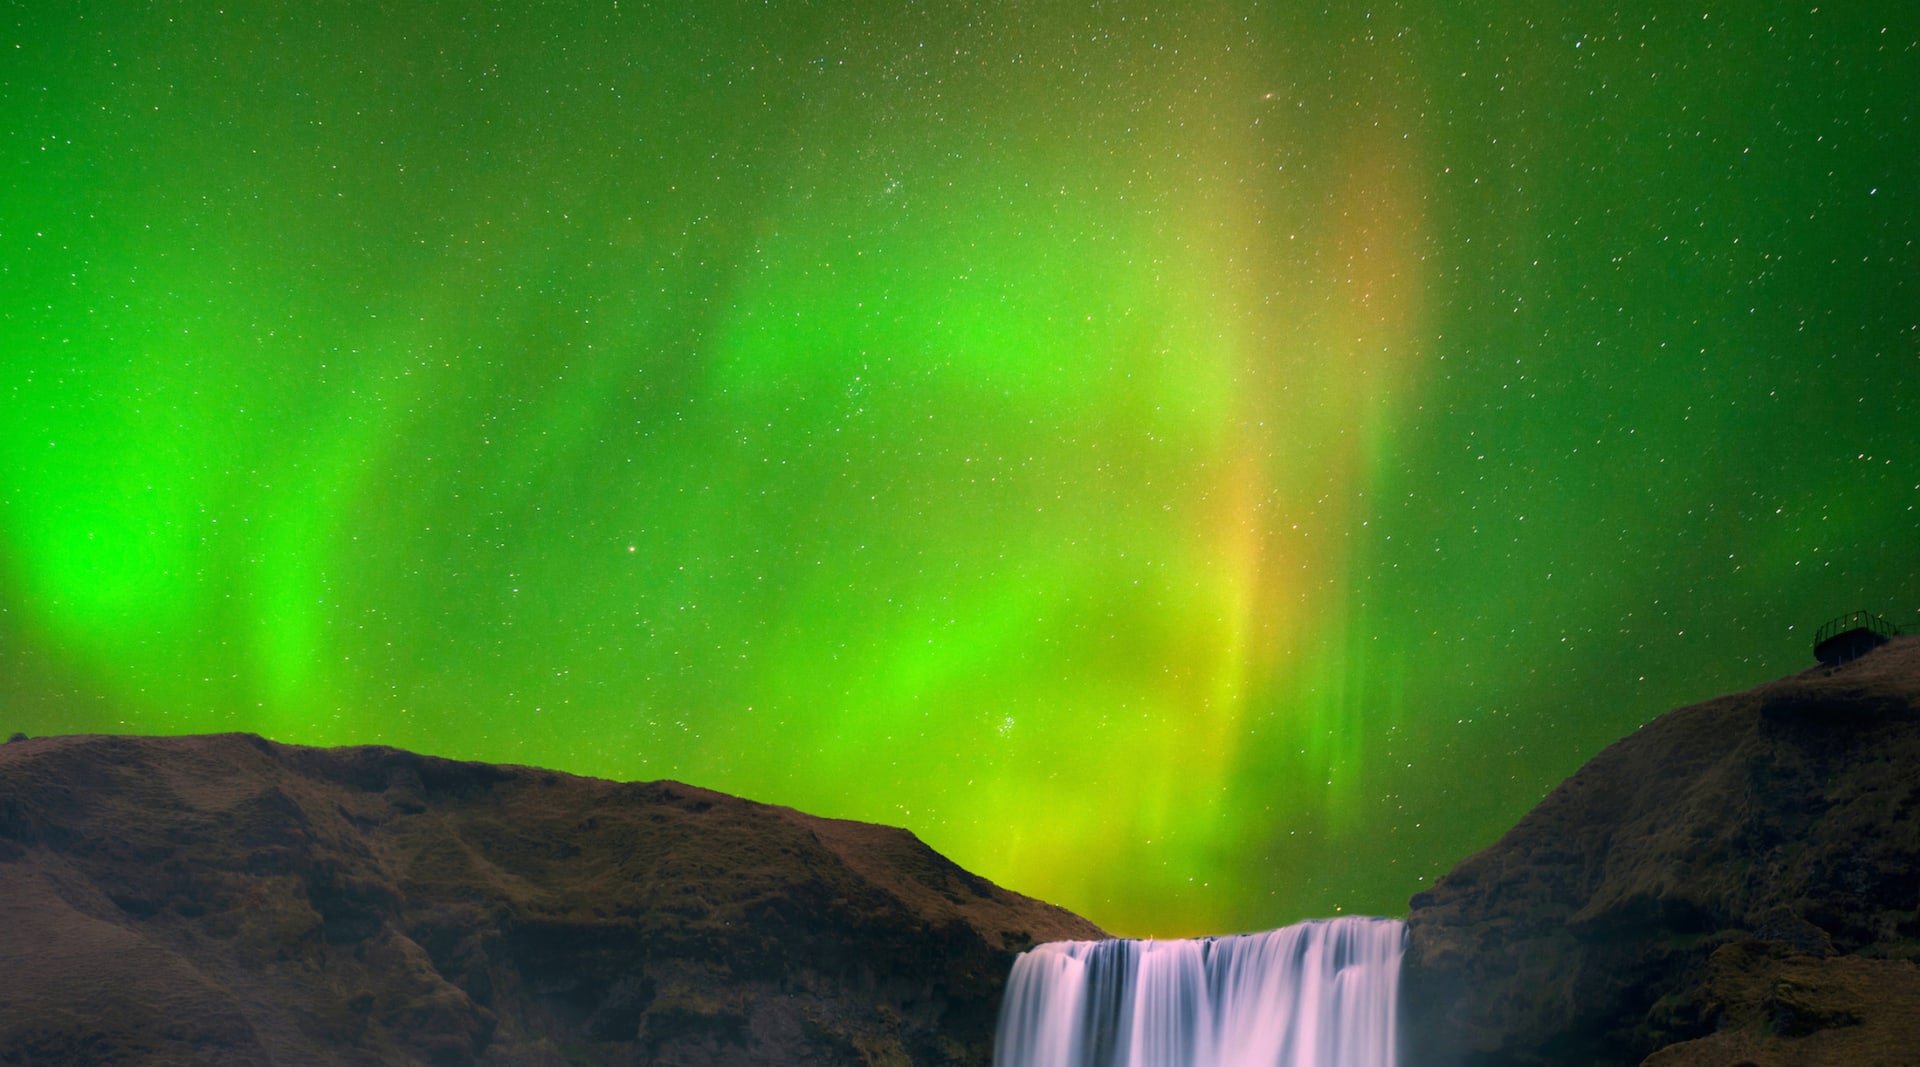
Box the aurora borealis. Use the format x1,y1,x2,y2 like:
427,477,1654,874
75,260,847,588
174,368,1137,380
3,2,1916,937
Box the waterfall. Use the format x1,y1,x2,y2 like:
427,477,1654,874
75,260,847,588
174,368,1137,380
993,916,1404,1067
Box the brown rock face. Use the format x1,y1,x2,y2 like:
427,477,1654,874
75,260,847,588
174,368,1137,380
0,734,1103,1066
1403,636,1920,1067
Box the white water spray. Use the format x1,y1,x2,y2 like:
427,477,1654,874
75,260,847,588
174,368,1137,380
994,916,1404,1067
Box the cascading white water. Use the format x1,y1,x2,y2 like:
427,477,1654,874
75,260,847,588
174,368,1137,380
994,916,1404,1067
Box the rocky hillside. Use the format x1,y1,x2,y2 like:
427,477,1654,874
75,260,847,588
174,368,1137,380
0,734,1104,1066
1404,636,1920,1067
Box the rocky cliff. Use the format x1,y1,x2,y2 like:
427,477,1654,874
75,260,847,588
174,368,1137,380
0,734,1103,1066
1404,635,1920,1067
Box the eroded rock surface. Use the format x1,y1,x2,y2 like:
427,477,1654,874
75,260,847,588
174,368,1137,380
0,734,1103,1065
1404,636,1920,1067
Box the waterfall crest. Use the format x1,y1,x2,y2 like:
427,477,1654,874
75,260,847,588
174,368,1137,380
993,916,1404,1067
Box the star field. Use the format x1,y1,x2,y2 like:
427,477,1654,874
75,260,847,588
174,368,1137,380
3,3,1916,935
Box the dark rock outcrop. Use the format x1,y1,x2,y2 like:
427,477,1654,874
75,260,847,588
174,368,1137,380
1404,636,1920,1067
0,734,1103,1065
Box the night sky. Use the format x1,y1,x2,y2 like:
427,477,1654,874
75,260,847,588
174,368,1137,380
4,2,1916,937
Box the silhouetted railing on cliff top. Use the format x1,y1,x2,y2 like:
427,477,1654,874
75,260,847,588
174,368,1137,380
1813,610,1902,666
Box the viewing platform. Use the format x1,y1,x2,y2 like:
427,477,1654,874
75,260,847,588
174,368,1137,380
1813,610,1901,666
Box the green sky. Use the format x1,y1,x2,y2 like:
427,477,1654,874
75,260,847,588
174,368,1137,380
4,1,1915,936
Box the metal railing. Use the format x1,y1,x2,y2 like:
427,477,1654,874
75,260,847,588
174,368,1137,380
1814,610,1902,646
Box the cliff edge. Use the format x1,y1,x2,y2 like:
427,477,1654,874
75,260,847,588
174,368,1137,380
0,734,1103,1066
1404,635,1920,1066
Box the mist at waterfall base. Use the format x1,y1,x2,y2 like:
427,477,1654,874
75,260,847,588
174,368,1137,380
996,917,1406,1067
6,4,1919,936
